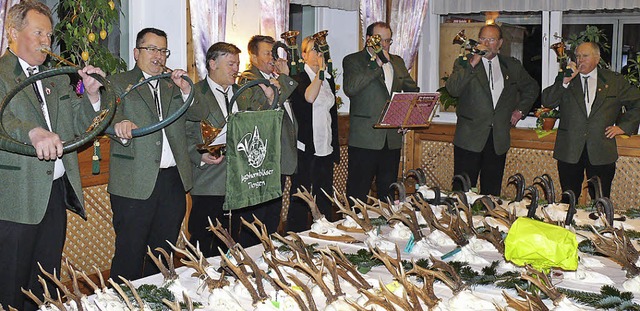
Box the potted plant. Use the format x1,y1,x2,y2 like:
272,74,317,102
535,107,560,131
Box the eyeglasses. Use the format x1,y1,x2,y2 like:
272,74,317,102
478,37,498,43
137,46,171,57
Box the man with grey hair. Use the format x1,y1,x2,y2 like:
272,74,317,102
0,0,105,309
186,42,242,257
542,41,640,200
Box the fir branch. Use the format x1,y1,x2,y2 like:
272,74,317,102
558,285,640,310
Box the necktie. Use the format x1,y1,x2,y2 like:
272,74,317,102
488,60,494,90
583,75,590,104
27,67,44,107
151,81,162,119
217,88,230,112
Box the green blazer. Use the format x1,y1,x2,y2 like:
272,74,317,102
342,49,419,150
107,66,199,199
542,69,640,165
237,65,299,175
446,54,538,155
186,79,239,196
0,52,97,224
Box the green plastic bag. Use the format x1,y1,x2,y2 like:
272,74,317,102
504,217,578,272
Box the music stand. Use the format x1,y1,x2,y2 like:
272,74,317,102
374,92,440,180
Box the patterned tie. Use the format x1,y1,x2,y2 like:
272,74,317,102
27,67,44,106
151,81,162,119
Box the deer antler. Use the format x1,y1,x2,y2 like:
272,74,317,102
388,204,424,242
590,225,640,277
168,237,229,290
324,190,373,232
270,273,313,311
408,256,466,295
146,246,177,281
520,266,564,303
501,287,549,311
293,186,324,220
217,246,262,305
209,218,237,250
107,278,135,310
241,216,276,255
322,246,373,290
476,220,505,254
481,196,516,228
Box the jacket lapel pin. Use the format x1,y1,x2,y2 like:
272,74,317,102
505,75,509,80
45,87,51,95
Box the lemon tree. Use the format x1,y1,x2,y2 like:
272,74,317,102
53,0,126,75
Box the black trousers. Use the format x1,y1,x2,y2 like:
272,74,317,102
287,151,335,232
231,175,286,247
188,195,227,258
557,146,616,200
453,131,507,196
0,176,68,311
346,144,401,203
110,167,186,280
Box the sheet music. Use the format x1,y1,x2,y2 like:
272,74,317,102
376,92,440,128
208,124,227,146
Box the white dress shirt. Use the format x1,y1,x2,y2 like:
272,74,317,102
580,68,597,116
481,56,504,108
206,76,237,118
303,64,334,156
142,72,176,168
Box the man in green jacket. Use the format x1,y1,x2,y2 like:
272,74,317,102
186,42,242,257
108,28,200,280
343,22,419,202
446,24,538,196
0,1,105,309
542,42,640,199
234,35,298,246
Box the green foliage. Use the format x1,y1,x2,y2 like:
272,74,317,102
559,285,640,310
343,249,383,274
122,284,174,310
625,53,640,88
437,76,458,110
53,0,126,74
566,25,611,68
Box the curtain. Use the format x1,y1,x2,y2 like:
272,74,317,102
0,0,19,53
260,0,289,39
189,0,227,80
390,0,428,70
432,0,640,14
290,0,358,11
359,0,385,43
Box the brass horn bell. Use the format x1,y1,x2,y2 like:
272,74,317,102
550,41,573,76
452,29,486,56
311,30,333,76
281,30,299,47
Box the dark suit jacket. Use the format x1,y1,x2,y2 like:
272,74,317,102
290,70,339,163
186,79,240,196
237,65,299,175
446,54,539,155
343,49,419,150
107,66,199,199
0,52,97,224
542,69,640,165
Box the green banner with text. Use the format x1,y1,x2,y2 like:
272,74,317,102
224,110,283,210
